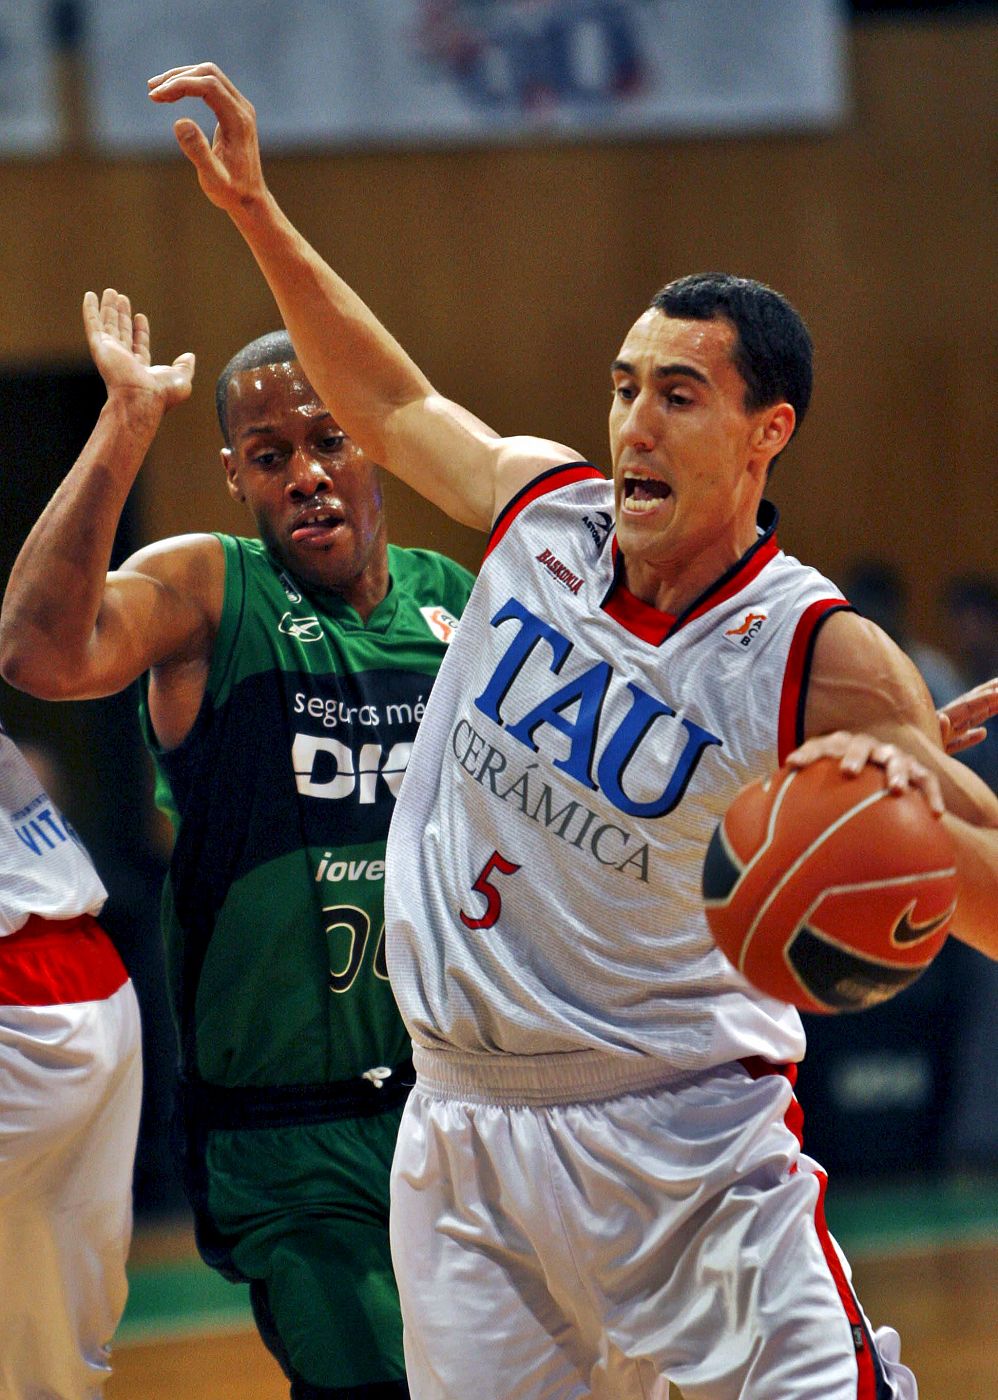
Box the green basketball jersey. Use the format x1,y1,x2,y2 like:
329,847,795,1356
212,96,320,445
140,535,474,1088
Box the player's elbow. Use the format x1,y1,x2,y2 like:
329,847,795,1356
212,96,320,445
0,633,78,700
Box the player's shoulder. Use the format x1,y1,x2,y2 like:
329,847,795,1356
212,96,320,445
492,438,597,517
811,608,904,672
765,539,841,595
487,459,609,555
117,531,225,593
806,610,939,738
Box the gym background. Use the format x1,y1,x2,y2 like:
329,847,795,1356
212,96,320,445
1,0,995,1226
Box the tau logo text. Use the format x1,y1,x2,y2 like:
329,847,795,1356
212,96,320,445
474,597,721,820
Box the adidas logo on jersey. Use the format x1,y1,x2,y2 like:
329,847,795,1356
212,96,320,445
723,611,767,648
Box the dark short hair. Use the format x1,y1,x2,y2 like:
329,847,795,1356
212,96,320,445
216,330,297,445
649,273,813,467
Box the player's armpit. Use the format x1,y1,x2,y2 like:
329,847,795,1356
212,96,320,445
106,532,223,673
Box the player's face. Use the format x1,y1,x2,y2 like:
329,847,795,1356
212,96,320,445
223,360,388,611
608,310,790,608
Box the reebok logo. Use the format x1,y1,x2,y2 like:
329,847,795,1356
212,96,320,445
279,612,322,643
536,547,584,596
723,612,767,648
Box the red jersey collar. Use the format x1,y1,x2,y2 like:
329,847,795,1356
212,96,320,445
601,500,781,645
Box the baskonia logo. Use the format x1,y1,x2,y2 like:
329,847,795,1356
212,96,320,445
536,547,584,595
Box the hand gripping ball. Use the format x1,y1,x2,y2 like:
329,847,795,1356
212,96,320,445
701,758,959,1013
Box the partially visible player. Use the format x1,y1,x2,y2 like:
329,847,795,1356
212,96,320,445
0,720,142,1398
0,293,474,1397
141,62,998,1400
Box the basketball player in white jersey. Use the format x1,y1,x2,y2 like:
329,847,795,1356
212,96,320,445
144,63,998,1399
0,721,142,1397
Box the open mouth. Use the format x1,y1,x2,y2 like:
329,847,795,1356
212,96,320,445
290,508,346,546
622,470,672,513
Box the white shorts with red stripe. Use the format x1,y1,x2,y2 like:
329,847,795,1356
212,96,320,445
391,1050,915,1400
0,915,142,1400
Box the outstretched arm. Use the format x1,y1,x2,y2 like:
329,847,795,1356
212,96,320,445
790,612,998,958
148,62,580,530
0,290,213,702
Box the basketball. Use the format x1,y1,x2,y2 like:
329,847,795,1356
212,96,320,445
701,758,959,1014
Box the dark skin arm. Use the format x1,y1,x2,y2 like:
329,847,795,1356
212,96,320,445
147,62,579,530
0,289,222,749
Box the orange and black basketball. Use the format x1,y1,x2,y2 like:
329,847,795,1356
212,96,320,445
701,758,959,1014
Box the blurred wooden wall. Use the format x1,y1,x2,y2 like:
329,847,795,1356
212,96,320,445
2,17,994,648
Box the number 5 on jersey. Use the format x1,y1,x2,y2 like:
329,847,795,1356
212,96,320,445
460,850,521,930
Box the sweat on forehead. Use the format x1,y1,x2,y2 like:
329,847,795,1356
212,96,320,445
216,329,300,444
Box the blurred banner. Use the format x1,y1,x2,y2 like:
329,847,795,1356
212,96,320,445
85,0,848,154
0,0,60,154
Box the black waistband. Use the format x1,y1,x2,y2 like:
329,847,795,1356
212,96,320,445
180,1058,415,1132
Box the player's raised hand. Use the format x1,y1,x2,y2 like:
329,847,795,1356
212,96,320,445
937,679,998,755
147,62,265,213
83,289,195,411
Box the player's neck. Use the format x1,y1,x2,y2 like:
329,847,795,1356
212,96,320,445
620,523,759,617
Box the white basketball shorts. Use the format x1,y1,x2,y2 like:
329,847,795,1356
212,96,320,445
390,1047,916,1400
0,916,142,1400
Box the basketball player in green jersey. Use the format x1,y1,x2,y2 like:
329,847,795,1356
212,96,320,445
0,289,474,1398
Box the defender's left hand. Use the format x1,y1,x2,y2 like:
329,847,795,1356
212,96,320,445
937,679,998,755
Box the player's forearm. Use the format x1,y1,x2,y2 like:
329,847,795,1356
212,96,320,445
228,189,434,467
0,393,163,695
944,814,998,958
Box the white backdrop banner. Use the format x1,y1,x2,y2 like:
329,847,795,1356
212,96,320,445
85,0,848,154
0,0,60,154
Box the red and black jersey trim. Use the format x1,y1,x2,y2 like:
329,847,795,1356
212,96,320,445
741,1059,892,1400
811,1173,894,1399
777,599,854,764
601,499,782,645
484,462,604,560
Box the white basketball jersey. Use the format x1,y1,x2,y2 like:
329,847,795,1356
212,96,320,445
0,722,106,936
386,469,849,1072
